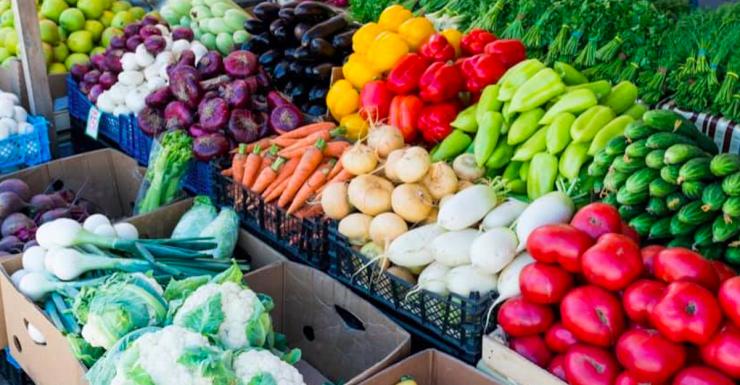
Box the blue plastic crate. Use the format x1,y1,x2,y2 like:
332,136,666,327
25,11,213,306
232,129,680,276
0,115,51,171
118,113,137,158
132,123,153,166
183,160,213,196
66,74,122,145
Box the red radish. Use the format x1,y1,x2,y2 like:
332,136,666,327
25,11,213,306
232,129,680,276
563,345,619,385
509,335,553,368
1,213,35,240
570,203,622,239
580,233,643,291
672,366,734,385
224,50,258,78
0,179,30,201
622,279,666,325
0,191,26,220
653,248,719,291
615,328,687,383
719,277,740,327
526,224,593,272
0,235,23,253
700,325,740,379
640,245,664,275
548,355,566,381
560,285,625,347
498,297,555,337
545,323,579,353
520,262,574,304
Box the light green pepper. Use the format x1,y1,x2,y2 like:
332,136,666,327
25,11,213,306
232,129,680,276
498,59,546,102
539,88,598,125
519,161,530,182
623,102,649,120
503,161,522,181
512,127,547,161
474,111,503,167
559,142,591,181
546,112,576,155
502,101,514,125
451,104,478,133
528,152,558,199
570,105,616,143
566,80,612,101
432,129,473,161
507,108,544,145
554,61,588,85
602,81,638,114
477,85,503,121
588,115,634,155
506,179,527,194
510,68,566,113
486,141,514,170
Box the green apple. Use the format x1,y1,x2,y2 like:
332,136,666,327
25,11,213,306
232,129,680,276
1,57,16,67
159,6,179,25
52,42,68,62
40,0,69,22
64,0,78,5
64,52,89,69
59,8,85,32
129,6,145,19
67,30,93,53
111,10,134,29
90,46,105,56
110,1,130,12
0,0,10,13
3,30,17,54
0,9,13,27
49,62,67,74
77,0,104,20
0,47,9,63
58,25,68,40
39,19,60,44
99,10,113,27
42,42,53,65
84,19,103,42
100,26,122,47
169,0,192,17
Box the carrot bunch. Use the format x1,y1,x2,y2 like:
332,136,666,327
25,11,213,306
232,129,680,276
226,122,352,218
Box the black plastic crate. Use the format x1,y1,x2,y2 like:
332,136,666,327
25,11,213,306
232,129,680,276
327,225,497,363
210,167,328,270
0,349,32,385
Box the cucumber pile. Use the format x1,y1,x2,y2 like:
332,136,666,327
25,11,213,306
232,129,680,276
589,109,740,266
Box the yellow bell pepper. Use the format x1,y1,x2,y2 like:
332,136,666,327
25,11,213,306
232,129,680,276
378,5,412,32
442,28,463,57
340,113,369,140
327,80,360,121
398,17,435,51
352,22,384,55
342,53,379,89
367,31,409,73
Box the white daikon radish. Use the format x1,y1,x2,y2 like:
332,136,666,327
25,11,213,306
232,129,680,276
432,229,479,267
416,262,450,295
387,224,446,268
492,251,535,307
482,198,528,230
437,185,499,230
515,191,575,251
470,227,519,274
446,265,497,297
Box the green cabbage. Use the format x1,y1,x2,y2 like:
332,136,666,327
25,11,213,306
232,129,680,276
172,196,218,239
199,208,239,259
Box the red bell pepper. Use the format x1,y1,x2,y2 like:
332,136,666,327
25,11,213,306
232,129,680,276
417,101,459,143
461,29,496,56
386,53,430,94
461,53,507,93
359,80,394,121
389,95,423,142
484,39,526,68
420,34,455,62
419,62,464,103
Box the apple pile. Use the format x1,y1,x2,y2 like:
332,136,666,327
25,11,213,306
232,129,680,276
0,0,147,73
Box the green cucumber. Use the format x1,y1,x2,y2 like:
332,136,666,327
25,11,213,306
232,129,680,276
617,186,649,205
646,197,669,216
722,197,740,217
605,136,629,156
625,139,651,158
645,149,666,169
710,153,740,177
588,161,610,177
624,121,654,141
645,132,693,149
664,144,707,165
677,157,712,184
629,213,655,237
681,181,705,200
667,237,694,248
594,151,616,167
670,215,697,236
666,192,690,211
649,178,678,198
660,165,681,185
612,156,644,173
619,204,643,220
602,192,618,206
648,217,672,239
721,172,740,196
712,215,740,242
603,169,629,192
694,222,714,247
697,244,724,260
677,201,713,225
701,183,726,212
725,246,740,266
642,110,698,137
625,169,659,193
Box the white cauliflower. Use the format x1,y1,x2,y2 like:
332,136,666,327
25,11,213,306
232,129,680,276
234,350,306,385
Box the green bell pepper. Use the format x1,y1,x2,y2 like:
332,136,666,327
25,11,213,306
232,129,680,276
507,108,544,145
474,111,503,167
528,152,558,199
451,104,478,133
431,129,472,161
539,88,597,125
559,142,591,181
510,68,566,113
512,126,547,161
588,115,635,155
546,112,576,155
498,59,546,102
570,105,616,143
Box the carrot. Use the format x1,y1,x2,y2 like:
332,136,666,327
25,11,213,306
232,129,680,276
278,139,326,208
276,122,336,140
326,159,343,180
252,157,286,194
264,177,289,203
323,141,350,158
231,144,248,182
270,137,300,147
287,159,334,214
245,138,271,153
241,145,263,189
222,169,233,177
257,145,279,173
295,203,324,219
316,168,353,196
262,157,300,197
279,130,331,153
277,145,311,159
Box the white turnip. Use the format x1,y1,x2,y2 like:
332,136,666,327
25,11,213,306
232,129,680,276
387,224,446,268
437,185,499,230
432,229,479,267
338,213,372,246
422,162,458,200
369,213,408,246
347,175,393,216
395,147,431,183
515,191,574,251
341,143,378,175
321,182,352,220
482,198,528,230
446,265,497,297
453,153,485,181
367,124,404,158
470,227,518,274
391,184,433,223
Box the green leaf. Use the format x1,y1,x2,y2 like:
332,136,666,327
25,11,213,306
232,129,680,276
249,373,278,385
179,292,225,338
164,275,210,302
178,346,237,385
211,260,244,285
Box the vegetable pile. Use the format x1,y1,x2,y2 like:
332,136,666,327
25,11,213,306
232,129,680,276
497,202,740,385
244,1,359,117
0,91,34,140
587,109,740,266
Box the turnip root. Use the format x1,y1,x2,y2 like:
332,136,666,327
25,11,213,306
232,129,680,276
395,147,431,183
338,213,372,246
341,144,378,176
446,265,497,297
321,182,352,220
422,162,458,200
423,207,438,225
515,191,574,251
457,180,474,191
369,213,408,246
453,153,485,181
391,184,433,223
387,224,446,268
367,124,404,158
387,266,416,284
492,251,535,307
437,185,499,231
482,198,528,230
470,227,518,274
384,149,404,183
416,262,450,295
348,175,393,216
432,229,479,267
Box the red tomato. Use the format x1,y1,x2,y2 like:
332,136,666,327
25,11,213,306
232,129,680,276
615,328,687,383
700,325,740,379
509,334,553,368
498,297,555,337
520,262,574,304
615,371,664,385
548,354,567,381
560,285,626,347
712,261,736,283
563,345,619,385
672,366,735,385
570,202,622,239
623,279,667,325
650,281,723,345
641,245,665,276
653,248,720,291
545,323,579,353
526,224,594,272
580,233,643,291
719,276,740,327
621,221,640,244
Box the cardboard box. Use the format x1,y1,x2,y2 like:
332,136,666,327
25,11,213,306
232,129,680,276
481,335,567,385
361,349,502,385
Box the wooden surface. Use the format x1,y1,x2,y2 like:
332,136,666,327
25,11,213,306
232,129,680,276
12,0,55,156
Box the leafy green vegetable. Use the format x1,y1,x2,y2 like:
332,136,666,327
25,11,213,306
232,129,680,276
172,196,217,239
199,208,239,260
137,130,194,214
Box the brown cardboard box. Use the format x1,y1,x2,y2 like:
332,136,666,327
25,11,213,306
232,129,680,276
361,349,502,385
481,335,567,385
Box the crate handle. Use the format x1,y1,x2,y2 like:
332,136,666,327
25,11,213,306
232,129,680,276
333,305,365,331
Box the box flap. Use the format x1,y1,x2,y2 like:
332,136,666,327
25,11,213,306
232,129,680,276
481,335,566,385
360,350,503,385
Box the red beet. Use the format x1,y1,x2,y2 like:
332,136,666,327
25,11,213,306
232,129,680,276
221,79,250,108
228,108,263,143
198,97,229,131
137,106,165,136
192,133,230,161
165,101,194,130
196,51,224,78
145,87,172,108
172,27,194,42
223,50,257,78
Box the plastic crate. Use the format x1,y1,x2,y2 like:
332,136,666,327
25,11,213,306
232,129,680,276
211,168,328,269
132,123,153,166
183,160,214,196
65,75,122,145
0,349,33,385
327,227,496,363
0,115,51,171
117,113,137,157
